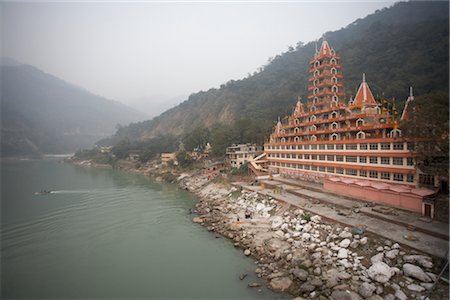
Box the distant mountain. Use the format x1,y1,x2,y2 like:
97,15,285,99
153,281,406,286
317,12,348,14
1,62,147,156
108,1,448,144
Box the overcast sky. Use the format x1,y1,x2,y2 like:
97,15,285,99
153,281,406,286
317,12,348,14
1,1,396,113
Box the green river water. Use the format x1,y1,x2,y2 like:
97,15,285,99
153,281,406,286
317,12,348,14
1,159,287,299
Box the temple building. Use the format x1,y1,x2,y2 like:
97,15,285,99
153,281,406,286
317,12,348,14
260,39,437,217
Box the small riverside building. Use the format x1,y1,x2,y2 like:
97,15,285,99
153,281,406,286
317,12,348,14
262,39,437,217
226,143,263,168
161,152,177,165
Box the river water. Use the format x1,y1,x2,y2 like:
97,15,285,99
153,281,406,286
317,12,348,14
1,159,286,299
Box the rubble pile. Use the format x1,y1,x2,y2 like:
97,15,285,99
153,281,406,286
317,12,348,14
183,175,445,300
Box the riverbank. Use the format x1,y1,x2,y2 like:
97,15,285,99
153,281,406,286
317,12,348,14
69,158,448,299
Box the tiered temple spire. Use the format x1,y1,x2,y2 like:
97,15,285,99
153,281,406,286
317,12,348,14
308,39,345,107
351,73,377,108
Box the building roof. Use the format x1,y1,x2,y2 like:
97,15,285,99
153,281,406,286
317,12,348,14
353,73,377,107
319,39,332,56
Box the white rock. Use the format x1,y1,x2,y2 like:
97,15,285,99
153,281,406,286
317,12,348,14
402,263,432,282
407,284,425,292
360,237,368,245
370,253,384,264
281,223,289,231
392,243,400,249
339,231,353,239
426,272,438,282
376,246,384,252
367,262,394,283
358,282,376,298
385,249,399,259
302,233,311,241
337,248,349,259
271,216,283,229
244,249,251,256
350,240,360,249
403,255,433,269
255,203,265,212
339,239,351,248
311,215,321,223
303,223,313,233
394,289,407,300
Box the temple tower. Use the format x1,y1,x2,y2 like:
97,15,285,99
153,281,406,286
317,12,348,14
308,38,345,110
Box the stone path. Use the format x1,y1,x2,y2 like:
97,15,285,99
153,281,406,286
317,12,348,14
234,182,449,258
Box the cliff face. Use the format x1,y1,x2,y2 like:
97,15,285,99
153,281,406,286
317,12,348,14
108,1,449,143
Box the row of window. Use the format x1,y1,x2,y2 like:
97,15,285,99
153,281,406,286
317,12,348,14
271,162,414,183
268,153,414,166
266,142,412,151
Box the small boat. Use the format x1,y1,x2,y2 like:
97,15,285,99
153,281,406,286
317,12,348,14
34,190,52,195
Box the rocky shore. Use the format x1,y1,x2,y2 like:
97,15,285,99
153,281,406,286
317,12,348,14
180,174,447,300
69,158,447,299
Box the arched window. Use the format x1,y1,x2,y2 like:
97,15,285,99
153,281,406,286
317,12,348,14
310,106,316,112
332,95,338,102
314,70,320,76
331,68,337,74
332,85,338,93
311,124,317,131
330,49,336,55
313,79,319,86
314,61,320,68
294,127,300,133
281,137,286,143
281,129,285,134
311,135,317,142
331,122,338,130
313,88,319,95
294,119,299,124
375,107,381,114
310,115,317,122
313,97,319,103
356,119,364,127
330,111,338,118
294,136,299,142
330,58,337,65
356,131,366,139
390,129,402,138
330,133,339,140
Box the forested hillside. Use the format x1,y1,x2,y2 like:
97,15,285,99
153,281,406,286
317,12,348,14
1,63,147,156
102,1,449,156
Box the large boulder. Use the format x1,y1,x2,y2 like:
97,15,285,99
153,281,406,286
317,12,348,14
370,253,384,264
367,262,394,283
403,255,433,269
402,263,432,282
358,282,376,298
270,276,292,292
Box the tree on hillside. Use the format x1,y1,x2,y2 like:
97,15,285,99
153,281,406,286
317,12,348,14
182,127,210,151
401,91,449,178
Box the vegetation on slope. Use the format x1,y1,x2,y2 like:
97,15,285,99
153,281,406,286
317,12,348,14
101,1,448,161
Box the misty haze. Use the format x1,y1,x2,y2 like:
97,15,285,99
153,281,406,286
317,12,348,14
1,1,449,299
